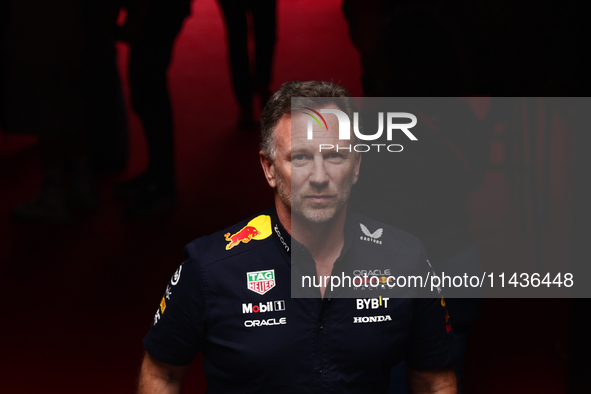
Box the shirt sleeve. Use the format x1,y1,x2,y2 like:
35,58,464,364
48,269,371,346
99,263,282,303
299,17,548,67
405,243,457,371
143,242,206,366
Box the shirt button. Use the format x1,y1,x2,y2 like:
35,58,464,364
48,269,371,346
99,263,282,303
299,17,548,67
318,368,323,374
319,324,324,330
327,298,332,302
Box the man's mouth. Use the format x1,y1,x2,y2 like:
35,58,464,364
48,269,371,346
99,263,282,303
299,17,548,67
304,195,335,204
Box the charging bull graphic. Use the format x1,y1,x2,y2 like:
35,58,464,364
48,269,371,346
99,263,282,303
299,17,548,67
224,215,273,250
225,226,260,249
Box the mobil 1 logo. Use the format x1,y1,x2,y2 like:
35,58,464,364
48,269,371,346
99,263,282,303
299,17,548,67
242,300,286,314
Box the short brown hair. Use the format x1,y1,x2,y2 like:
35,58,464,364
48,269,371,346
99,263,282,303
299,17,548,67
260,81,354,160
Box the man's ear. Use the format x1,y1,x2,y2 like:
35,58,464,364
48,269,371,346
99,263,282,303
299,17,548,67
259,151,277,188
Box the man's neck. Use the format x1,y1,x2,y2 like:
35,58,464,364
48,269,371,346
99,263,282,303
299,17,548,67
276,198,348,298
275,197,347,260
291,213,346,263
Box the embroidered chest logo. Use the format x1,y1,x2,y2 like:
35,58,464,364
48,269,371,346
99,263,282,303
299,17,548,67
246,269,276,295
360,223,383,245
171,265,182,285
225,215,272,250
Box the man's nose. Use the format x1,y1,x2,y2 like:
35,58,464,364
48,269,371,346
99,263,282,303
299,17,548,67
309,156,329,185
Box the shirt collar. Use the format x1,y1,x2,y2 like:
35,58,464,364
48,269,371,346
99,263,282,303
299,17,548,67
270,206,291,258
287,210,355,264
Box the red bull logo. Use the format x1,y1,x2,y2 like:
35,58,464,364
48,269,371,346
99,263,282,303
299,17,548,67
224,215,272,250
225,226,260,250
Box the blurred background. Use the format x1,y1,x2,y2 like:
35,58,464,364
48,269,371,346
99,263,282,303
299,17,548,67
0,0,588,392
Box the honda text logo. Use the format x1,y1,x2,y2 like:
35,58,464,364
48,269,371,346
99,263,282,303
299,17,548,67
302,107,417,153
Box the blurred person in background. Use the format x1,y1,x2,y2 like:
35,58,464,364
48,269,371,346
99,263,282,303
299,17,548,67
3,0,99,223
0,0,10,131
81,0,130,175
114,0,192,218
217,0,277,129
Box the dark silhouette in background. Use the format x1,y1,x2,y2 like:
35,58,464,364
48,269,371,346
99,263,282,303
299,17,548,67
114,0,191,218
0,0,9,130
3,0,99,223
2,0,130,223
343,0,585,96
81,0,129,174
217,0,277,129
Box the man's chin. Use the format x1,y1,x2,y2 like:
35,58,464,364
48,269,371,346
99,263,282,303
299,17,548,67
293,207,337,224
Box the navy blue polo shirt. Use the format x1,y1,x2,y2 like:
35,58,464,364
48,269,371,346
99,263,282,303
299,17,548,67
143,207,456,393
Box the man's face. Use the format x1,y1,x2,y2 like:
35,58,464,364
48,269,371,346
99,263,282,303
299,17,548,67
265,106,361,224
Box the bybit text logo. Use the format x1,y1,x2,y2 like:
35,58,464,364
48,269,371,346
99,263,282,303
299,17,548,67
302,107,417,153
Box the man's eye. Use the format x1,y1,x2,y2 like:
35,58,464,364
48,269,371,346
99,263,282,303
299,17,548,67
293,154,306,161
328,152,342,159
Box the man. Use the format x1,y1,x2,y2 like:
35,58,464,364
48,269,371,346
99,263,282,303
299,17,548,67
138,81,457,393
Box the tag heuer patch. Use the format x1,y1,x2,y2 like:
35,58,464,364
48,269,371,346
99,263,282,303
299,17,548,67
247,270,276,295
